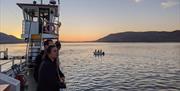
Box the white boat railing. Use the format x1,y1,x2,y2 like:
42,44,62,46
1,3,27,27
0,56,25,73
0,73,20,91
0,56,25,91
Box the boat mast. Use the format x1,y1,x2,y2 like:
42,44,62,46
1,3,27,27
41,0,43,4
58,0,60,41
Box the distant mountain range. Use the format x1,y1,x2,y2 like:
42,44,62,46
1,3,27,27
97,30,180,42
1,30,180,43
0,32,24,44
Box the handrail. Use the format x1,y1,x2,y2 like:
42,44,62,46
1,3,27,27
0,58,25,73
0,60,12,66
25,20,32,65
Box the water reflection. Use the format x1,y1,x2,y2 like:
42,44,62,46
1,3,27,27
1,43,180,91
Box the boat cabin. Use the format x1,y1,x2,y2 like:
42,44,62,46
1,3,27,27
17,1,61,63
17,2,60,39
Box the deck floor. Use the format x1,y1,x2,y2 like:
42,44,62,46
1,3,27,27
25,69,37,91
24,69,65,91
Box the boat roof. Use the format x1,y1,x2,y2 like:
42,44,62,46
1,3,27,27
17,3,59,17
17,3,58,9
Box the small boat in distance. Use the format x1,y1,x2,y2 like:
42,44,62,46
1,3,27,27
93,49,105,56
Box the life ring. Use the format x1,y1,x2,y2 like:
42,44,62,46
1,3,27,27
44,24,55,33
48,24,55,33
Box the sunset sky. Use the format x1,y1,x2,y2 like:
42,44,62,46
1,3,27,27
0,0,180,41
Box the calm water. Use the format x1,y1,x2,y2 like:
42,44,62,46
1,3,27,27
0,43,180,91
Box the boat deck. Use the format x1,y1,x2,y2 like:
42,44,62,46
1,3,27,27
25,69,37,91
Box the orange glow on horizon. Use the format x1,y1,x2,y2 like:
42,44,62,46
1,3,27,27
60,35,100,41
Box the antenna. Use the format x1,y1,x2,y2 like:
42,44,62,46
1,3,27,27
58,0,60,4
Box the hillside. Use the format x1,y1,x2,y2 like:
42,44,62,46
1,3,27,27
0,32,24,44
97,30,180,42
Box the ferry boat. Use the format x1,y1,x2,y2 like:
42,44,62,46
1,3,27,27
0,0,63,91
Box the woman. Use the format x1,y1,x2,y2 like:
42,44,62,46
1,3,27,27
34,39,53,83
37,45,65,91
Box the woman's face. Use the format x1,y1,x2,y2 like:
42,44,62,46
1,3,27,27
50,47,58,60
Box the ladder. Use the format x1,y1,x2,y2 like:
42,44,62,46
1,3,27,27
26,34,42,67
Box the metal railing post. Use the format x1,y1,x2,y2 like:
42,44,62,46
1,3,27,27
20,59,22,71
0,65,1,72
12,58,15,66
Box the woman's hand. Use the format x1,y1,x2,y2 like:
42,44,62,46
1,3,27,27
59,77,65,83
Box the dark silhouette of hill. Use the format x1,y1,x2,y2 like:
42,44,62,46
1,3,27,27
97,30,180,42
0,32,24,44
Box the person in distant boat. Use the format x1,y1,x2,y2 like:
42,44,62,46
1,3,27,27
102,51,105,56
34,39,53,83
37,45,65,91
94,49,97,53
94,49,105,56
99,49,102,53
97,50,100,53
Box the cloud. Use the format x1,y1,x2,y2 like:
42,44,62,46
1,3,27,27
161,0,180,8
134,0,142,3
132,0,142,3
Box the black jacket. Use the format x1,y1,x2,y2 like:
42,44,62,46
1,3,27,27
34,50,44,82
37,56,64,91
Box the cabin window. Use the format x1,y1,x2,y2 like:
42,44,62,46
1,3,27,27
33,17,38,22
23,8,38,21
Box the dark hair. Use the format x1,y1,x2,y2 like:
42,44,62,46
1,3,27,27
55,41,61,50
44,39,53,46
47,45,56,54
